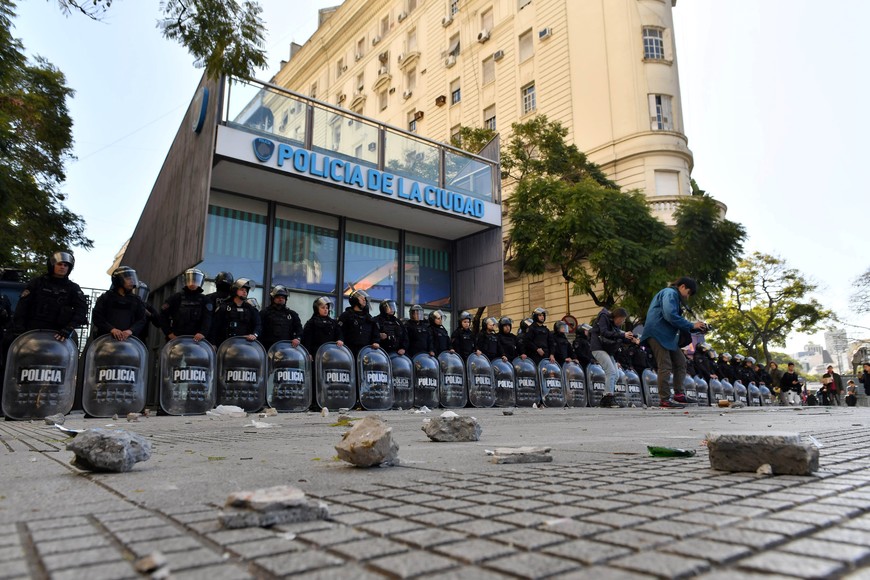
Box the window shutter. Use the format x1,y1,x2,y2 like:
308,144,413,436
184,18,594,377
648,94,659,130
662,96,673,130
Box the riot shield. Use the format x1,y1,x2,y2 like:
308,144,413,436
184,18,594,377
759,383,773,406
721,379,735,402
467,354,495,408
694,376,710,407
267,341,311,412
2,330,77,420
217,337,267,412
613,369,628,408
316,342,357,410
412,353,439,409
159,337,216,415
625,369,644,407
733,380,748,405
709,377,725,404
513,357,538,407
641,368,660,407
82,335,148,418
683,376,698,407
390,354,414,410
563,361,587,408
747,382,761,407
492,359,516,408
438,351,467,408
358,346,393,411
586,363,607,407
539,360,565,408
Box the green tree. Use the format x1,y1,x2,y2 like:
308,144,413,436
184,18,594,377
0,0,92,276
704,252,833,364
450,126,496,154
56,0,267,80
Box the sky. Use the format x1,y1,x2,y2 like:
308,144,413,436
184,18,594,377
9,0,870,356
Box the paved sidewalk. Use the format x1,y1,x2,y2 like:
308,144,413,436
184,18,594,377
1,405,869,579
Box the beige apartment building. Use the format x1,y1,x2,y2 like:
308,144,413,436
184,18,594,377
271,0,694,327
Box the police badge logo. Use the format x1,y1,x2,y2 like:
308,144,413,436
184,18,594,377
253,138,275,162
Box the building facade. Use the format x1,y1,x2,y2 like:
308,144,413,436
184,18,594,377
271,0,694,325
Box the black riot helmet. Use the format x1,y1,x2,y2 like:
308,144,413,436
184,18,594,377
183,268,205,289
553,320,568,334
721,352,732,362
519,317,533,333
111,266,139,292
428,310,443,324
48,251,75,276
484,317,498,332
270,285,289,299
214,271,234,293
409,304,424,320
231,278,253,297
532,307,547,323
459,311,473,322
313,296,334,316
499,317,513,331
379,300,397,316
134,281,150,303
349,289,370,312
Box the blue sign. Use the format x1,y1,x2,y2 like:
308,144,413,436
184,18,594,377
253,138,275,162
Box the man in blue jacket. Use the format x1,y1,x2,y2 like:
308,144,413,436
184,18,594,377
640,277,707,408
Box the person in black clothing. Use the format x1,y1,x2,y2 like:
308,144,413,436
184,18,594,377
206,271,234,309
693,343,715,383
717,353,735,383
476,316,504,361
375,300,407,355
780,362,801,405
572,323,594,368
404,304,432,357
590,307,637,405
91,267,147,341
211,278,261,345
428,310,451,356
12,251,88,343
731,354,745,378
737,356,757,385
826,365,843,406
259,285,302,350
133,281,162,341
755,362,771,388
337,290,379,357
497,317,522,361
301,296,343,360
551,321,574,365
524,307,554,364
160,268,212,343
451,311,477,360
860,363,870,397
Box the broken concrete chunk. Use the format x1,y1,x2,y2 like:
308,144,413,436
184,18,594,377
67,428,152,472
126,413,140,422
334,416,398,467
134,551,168,573
220,501,329,529
226,485,308,512
488,446,553,464
422,413,481,442
43,413,65,425
706,432,819,475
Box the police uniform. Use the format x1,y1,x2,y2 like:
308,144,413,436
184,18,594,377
259,303,303,350
497,330,520,360
552,332,575,365
206,290,232,310
337,307,378,357
160,287,213,339
374,312,408,354
91,290,147,339
211,300,262,344
12,274,88,339
524,322,554,363
476,330,502,361
451,326,476,360
405,319,432,357
572,332,594,368
429,323,451,356
302,313,343,355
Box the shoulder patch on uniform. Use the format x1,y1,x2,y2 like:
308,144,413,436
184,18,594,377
206,303,213,311
19,289,29,298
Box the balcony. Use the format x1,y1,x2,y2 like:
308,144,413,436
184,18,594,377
648,194,727,225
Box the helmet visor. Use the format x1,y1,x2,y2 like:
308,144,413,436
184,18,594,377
183,270,204,288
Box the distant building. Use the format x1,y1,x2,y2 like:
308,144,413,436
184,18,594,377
824,329,848,371
795,342,833,375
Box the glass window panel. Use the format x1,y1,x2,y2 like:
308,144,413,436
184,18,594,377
272,206,339,295
445,150,493,201
482,56,495,84
519,30,534,62
405,233,451,318
310,105,380,168
384,131,440,183
344,221,399,303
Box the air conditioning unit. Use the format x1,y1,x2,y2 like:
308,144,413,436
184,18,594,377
378,65,389,75
397,11,407,22
444,54,456,68
435,95,447,107
493,49,505,61
338,93,347,103
397,52,406,63
372,35,381,46
539,27,553,40
402,90,413,99
368,142,377,151
355,52,363,61
441,15,453,27
414,111,424,121
477,29,491,43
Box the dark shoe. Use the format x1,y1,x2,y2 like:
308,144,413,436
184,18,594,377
673,393,697,404
660,398,686,409
599,394,615,408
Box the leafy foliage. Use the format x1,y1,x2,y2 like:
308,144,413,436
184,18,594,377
704,252,833,364
849,266,870,314
450,126,496,154
0,0,92,276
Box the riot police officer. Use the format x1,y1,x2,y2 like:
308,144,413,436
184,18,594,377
160,268,212,342
451,311,477,360
428,310,451,356
497,317,522,361
337,290,379,357
694,342,715,383
404,304,432,357
571,323,594,368
717,352,735,382
302,296,343,360
738,356,758,385
477,317,504,361
552,320,575,365
524,307,554,364
12,251,88,343
91,267,147,341
259,285,302,350
206,271,234,309
211,278,261,344
133,281,162,341
374,300,407,355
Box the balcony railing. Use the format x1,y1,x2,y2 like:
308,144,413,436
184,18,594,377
220,77,499,204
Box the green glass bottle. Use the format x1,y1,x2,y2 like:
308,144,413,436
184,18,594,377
647,446,696,458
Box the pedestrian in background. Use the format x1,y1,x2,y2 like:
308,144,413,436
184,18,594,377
780,362,801,405
826,365,843,406
845,380,858,407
